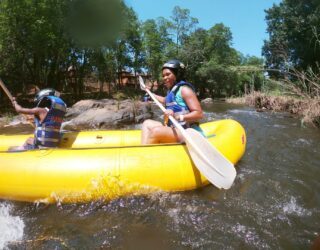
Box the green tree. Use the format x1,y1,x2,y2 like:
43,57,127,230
234,54,265,94
179,28,207,95
263,0,320,74
197,61,239,98
0,0,69,91
0,0,125,99
142,19,163,81
205,24,239,66
142,18,173,82
180,24,242,98
123,7,144,88
169,6,198,55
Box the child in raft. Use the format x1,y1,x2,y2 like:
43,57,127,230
10,88,66,151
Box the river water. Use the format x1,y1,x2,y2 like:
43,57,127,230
0,102,319,249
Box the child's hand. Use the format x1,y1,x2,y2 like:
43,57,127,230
11,97,17,107
11,97,21,112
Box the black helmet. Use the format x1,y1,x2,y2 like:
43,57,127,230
34,88,60,104
162,59,186,81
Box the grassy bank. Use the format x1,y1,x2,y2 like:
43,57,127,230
227,91,320,128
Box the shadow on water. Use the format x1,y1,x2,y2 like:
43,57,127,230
1,101,320,249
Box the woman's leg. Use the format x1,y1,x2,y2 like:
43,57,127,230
147,125,183,144
141,119,185,144
141,119,163,144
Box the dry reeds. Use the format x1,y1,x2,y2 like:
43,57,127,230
227,64,320,127
227,91,320,127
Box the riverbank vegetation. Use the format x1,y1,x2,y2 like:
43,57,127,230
228,0,320,127
0,0,319,127
228,65,320,127
227,91,320,127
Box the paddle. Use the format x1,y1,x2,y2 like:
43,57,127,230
0,78,35,127
0,78,14,102
138,76,236,189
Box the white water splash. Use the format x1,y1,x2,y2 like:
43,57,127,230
293,138,311,146
228,109,263,117
272,124,287,128
228,109,256,115
232,223,269,248
0,203,25,249
282,197,311,216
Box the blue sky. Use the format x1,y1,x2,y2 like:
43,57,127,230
125,0,282,57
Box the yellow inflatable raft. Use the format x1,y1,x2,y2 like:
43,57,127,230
0,119,246,203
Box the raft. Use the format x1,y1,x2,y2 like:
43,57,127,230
0,119,246,203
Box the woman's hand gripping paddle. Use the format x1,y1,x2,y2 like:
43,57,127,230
138,76,236,189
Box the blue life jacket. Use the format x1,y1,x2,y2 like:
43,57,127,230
165,81,196,128
34,96,66,147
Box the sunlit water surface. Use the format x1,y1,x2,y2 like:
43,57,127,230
0,102,319,249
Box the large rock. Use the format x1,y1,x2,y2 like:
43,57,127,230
62,99,153,130
0,115,34,133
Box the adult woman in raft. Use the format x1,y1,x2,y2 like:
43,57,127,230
141,59,204,144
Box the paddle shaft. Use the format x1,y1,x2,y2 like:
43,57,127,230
140,78,191,133
144,88,184,127
0,78,35,128
0,78,14,102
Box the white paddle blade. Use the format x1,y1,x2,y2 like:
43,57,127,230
185,128,236,189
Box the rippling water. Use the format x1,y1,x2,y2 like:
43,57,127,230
1,101,319,249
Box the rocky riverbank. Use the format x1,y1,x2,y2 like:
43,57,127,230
2,93,319,130
227,91,320,127
0,99,154,131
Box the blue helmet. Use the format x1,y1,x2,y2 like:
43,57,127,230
34,88,60,104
